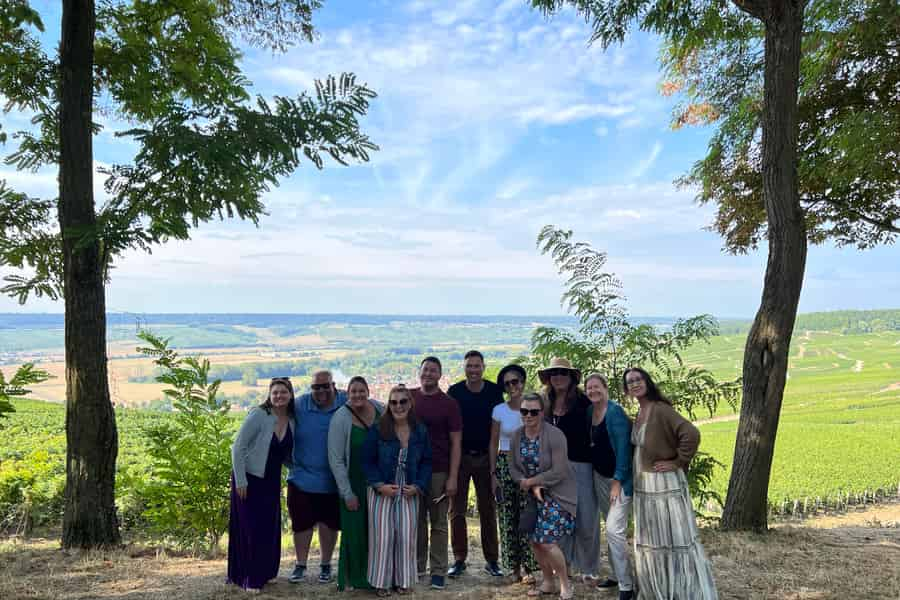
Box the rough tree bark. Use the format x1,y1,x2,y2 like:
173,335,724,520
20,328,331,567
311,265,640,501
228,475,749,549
59,0,121,548
721,0,808,532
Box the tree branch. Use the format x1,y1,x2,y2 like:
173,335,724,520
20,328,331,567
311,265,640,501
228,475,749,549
812,197,900,234
731,0,768,20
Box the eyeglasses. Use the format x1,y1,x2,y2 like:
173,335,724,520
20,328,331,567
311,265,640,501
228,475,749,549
546,369,569,377
503,378,522,388
519,408,541,417
311,383,334,391
625,379,644,387
390,398,409,407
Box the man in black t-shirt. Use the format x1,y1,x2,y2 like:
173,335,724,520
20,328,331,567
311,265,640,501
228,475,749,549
446,350,504,578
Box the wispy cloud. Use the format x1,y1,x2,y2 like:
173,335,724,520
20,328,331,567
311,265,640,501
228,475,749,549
630,141,663,178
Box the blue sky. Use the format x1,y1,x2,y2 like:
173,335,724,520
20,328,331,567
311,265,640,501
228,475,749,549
1,0,897,318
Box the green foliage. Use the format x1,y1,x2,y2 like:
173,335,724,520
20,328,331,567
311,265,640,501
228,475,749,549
0,363,51,428
531,0,899,252
136,331,237,554
0,1,378,303
664,0,900,252
687,451,726,513
524,226,740,508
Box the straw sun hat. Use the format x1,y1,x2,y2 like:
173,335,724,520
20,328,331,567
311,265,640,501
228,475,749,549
537,357,582,385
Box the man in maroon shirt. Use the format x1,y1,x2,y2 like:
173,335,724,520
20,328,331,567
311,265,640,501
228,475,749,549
411,356,462,590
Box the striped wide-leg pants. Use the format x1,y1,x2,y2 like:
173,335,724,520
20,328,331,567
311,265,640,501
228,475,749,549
367,488,419,589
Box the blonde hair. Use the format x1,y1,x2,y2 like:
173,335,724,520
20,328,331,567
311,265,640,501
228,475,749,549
584,373,609,389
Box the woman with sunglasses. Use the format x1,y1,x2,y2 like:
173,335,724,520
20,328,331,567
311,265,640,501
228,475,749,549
362,385,433,597
538,358,596,581
509,393,578,600
227,377,295,592
328,376,384,591
624,367,717,600
490,364,539,584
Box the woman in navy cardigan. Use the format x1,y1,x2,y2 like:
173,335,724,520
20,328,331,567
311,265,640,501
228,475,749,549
362,385,432,596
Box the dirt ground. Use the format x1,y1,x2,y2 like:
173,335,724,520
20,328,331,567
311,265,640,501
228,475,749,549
1,505,898,600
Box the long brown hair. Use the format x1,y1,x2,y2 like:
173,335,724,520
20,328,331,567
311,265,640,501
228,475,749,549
622,367,671,405
544,376,586,413
378,385,418,440
260,377,295,415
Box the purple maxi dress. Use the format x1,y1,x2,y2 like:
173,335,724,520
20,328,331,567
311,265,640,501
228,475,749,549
227,431,293,590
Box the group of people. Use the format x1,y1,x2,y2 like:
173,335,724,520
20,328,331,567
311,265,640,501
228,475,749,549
226,351,718,599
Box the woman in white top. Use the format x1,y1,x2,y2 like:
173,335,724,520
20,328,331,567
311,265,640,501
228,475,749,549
490,364,539,583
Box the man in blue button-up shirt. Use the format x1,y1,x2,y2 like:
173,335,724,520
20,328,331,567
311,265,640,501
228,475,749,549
287,370,347,584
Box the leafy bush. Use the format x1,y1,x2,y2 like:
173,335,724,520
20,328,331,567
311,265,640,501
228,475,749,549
136,331,237,554
0,449,65,535
522,226,741,509
0,363,51,428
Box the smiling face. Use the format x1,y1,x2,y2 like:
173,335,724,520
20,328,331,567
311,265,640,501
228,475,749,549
464,355,484,385
348,380,369,408
624,369,648,400
388,388,412,419
520,396,543,426
269,382,292,409
503,371,524,398
420,359,441,390
310,371,336,408
585,376,608,404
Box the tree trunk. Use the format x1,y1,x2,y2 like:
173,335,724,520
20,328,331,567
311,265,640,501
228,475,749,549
59,0,120,548
721,0,807,532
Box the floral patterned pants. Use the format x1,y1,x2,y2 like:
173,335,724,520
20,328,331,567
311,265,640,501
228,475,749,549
496,453,538,574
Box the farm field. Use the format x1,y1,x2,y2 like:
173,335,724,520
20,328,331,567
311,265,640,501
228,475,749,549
1,323,898,525
684,331,900,506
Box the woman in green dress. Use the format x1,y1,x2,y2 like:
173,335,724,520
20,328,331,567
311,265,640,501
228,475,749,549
328,375,383,590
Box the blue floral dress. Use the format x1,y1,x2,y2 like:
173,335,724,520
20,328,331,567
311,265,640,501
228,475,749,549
520,434,575,544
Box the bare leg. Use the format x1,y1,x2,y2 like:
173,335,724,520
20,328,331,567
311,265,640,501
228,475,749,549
531,542,554,593
541,544,570,597
294,528,314,564
318,523,338,565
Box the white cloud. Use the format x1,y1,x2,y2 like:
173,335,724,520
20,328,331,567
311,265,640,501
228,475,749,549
630,141,663,178
517,102,634,125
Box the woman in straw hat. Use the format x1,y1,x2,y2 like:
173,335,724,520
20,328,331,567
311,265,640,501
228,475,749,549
538,357,598,581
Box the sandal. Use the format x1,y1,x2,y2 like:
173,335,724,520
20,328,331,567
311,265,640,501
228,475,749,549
376,589,391,597
521,573,536,585
396,588,412,595
527,586,555,597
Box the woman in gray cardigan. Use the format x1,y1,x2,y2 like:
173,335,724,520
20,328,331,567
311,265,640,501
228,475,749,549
509,393,578,600
327,376,384,590
227,377,295,591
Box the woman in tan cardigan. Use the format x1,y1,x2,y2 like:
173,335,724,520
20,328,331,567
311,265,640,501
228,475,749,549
509,393,577,600
624,367,718,600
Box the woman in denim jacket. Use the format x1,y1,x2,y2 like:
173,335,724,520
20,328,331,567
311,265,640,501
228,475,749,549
584,373,634,600
362,385,432,596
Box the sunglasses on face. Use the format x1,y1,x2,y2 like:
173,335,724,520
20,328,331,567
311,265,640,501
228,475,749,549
389,398,409,407
504,378,522,388
311,383,333,391
271,376,291,383
547,369,570,377
519,408,541,417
